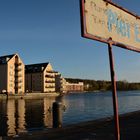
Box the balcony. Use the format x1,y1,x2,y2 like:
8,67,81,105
15,63,22,66
46,71,55,73
15,85,22,89
45,74,55,78
15,68,22,72
45,85,55,88
15,73,22,77
15,79,22,83
45,80,55,83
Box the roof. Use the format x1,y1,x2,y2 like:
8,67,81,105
25,62,49,73
0,54,15,64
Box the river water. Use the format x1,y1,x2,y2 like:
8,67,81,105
1,91,140,136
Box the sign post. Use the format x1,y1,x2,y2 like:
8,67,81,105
80,0,140,139
108,2,120,140
108,40,120,140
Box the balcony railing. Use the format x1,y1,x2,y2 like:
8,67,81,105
15,68,22,72
45,80,55,83
45,86,55,88
15,80,22,83
15,74,22,77
45,75,55,78
46,71,56,73
15,85,22,89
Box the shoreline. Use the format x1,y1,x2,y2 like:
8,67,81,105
0,92,59,100
1,90,140,99
63,90,140,94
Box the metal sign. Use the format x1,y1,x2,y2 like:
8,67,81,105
81,0,140,52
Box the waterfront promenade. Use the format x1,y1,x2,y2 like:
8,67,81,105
3,111,140,140
0,93,59,100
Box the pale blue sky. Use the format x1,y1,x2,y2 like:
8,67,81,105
0,0,140,82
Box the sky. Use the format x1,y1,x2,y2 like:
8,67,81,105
0,0,140,82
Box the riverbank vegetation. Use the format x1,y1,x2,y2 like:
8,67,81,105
65,78,140,91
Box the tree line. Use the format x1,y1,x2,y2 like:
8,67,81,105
65,78,140,91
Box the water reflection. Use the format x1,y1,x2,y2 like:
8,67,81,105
0,97,57,136
25,99,44,129
43,98,55,128
7,99,16,136
17,99,26,133
0,100,7,136
2,91,140,136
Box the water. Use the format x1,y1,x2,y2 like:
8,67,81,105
62,91,140,125
1,91,140,136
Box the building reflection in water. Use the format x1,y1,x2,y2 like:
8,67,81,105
1,97,63,136
17,99,26,133
43,97,55,128
0,100,7,136
6,99,26,136
7,99,16,136
25,99,44,129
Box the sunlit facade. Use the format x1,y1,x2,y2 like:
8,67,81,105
25,63,57,93
62,79,84,93
0,54,25,94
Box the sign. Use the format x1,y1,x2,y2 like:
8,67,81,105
81,0,140,52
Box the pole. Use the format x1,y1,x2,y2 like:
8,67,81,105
108,42,120,140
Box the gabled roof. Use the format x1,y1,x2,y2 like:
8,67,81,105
0,54,15,64
25,62,49,73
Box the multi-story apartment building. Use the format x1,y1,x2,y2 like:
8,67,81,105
61,78,84,93
25,63,56,93
0,54,25,94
